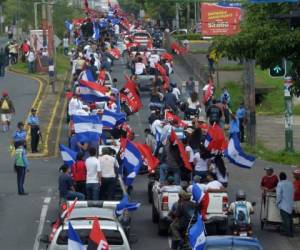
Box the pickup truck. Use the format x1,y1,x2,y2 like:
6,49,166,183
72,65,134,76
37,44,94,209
151,180,181,235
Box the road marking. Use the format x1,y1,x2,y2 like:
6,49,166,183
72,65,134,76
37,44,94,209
33,196,52,250
168,237,172,249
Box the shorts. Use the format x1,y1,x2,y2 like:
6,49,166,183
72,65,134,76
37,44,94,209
1,113,12,122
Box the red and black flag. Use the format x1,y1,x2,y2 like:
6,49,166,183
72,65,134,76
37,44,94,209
87,218,109,250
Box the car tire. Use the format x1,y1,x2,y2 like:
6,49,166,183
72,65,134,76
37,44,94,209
152,204,159,223
158,219,169,236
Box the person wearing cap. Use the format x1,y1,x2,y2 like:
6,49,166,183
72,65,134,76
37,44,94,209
260,167,279,193
0,91,15,132
27,108,40,153
12,122,26,149
293,169,300,214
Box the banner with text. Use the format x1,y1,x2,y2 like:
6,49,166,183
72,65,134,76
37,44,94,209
201,3,241,36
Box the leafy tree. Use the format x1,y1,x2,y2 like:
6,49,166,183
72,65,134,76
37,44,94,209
211,3,300,96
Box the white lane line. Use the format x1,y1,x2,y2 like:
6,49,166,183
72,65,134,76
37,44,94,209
33,197,52,250
168,237,172,249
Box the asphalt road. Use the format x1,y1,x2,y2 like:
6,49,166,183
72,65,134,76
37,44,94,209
0,54,299,250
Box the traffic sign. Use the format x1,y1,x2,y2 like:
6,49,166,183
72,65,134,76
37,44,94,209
269,60,285,77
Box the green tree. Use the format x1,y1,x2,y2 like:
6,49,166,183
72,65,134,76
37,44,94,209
211,2,300,96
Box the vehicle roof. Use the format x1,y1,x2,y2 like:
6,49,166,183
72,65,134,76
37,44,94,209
62,219,119,230
68,207,116,221
206,236,262,246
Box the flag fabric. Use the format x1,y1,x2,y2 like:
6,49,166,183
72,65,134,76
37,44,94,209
155,63,166,76
101,109,126,129
109,48,121,59
121,77,142,113
122,140,143,186
92,22,100,40
61,198,78,220
170,130,192,171
79,79,109,102
171,42,187,55
162,75,169,90
203,83,214,104
64,21,73,32
165,111,188,128
87,218,109,250
224,133,255,168
68,221,85,250
98,69,106,85
80,69,95,82
161,52,173,61
192,183,204,203
204,124,228,154
189,214,206,250
115,195,140,216
116,93,121,113
59,144,77,166
73,115,102,142
135,143,160,172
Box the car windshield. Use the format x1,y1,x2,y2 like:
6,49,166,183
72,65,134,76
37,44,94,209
56,228,124,245
206,246,260,250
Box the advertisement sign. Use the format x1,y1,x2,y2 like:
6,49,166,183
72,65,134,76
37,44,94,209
201,3,241,36
29,29,48,51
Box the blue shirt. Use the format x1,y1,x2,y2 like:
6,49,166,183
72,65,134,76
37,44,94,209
28,115,39,126
276,180,294,214
12,129,27,142
221,91,230,104
229,118,240,134
70,135,80,152
236,107,246,119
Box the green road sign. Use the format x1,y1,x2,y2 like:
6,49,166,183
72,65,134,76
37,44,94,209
269,60,285,77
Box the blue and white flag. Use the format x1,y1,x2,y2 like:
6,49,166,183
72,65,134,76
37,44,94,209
59,144,77,166
80,69,95,82
102,109,126,129
192,183,204,204
92,22,100,40
64,20,73,32
68,221,85,250
115,195,141,216
123,140,142,186
189,214,206,250
224,133,255,169
116,93,121,113
73,115,102,142
79,81,109,103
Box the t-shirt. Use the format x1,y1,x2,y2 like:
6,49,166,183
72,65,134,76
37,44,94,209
85,156,101,184
294,180,300,201
99,155,118,178
185,145,194,163
135,62,145,75
187,98,200,109
59,174,73,197
193,152,208,172
148,54,159,68
260,174,279,190
206,180,223,190
114,24,120,35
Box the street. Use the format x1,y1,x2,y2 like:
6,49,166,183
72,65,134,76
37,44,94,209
0,55,299,250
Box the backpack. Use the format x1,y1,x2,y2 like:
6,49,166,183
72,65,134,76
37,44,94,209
1,99,9,110
234,201,249,225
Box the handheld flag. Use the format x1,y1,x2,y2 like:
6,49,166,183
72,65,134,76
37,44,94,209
203,82,214,104
116,93,121,113
224,133,255,168
68,221,85,250
115,195,140,216
87,218,109,250
165,111,188,128
80,69,95,82
155,63,166,76
161,52,173,61
98,69,106,85
134,143,160,172
109,48,121,60
121,76,142,113
79,79,109,103
192,183,204,204
122,140,143,186
92,22,100,40
204,124,227,154
101,109,126,129
189,214,206,250
59,144,77,166
61,198,78,220
73,115,102,142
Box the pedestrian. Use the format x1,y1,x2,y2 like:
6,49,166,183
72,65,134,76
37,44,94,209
71,152,87,195
0,47,6,76
229,112,240,138
58,164,85,200
12,122,26,149
220,87,231,106
14,142,29,195
0,91,15,132
85,147,102,200
261,167,279,193
292,169,300,215
26,48,36,73
63,36,69,56
276,172,294,237
27,108,40,153
99,147,119,200
206,53,215,76
206,99,222,125
236,102,246,142
20,40,30,63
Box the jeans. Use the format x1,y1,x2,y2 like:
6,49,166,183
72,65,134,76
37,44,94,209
28,61,35,73
280,209,294,237
101,178,116,200
16,167,26,194
194,170,208,180
159,163,180,185
86,183,100,200
0,64,5,76
66,190,85,200
239,118,245,142
30,126,40,152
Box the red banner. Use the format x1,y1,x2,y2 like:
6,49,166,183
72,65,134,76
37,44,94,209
201,3,241,36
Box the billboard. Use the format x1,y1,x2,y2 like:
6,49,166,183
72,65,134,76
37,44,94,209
201,3,241,36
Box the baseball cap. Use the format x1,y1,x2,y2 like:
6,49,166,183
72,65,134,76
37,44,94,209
264,167,273,171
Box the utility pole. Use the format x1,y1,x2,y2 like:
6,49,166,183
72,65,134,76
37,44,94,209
187,2,190,29
284,76,294,151
243,59,256,146
175,2,179,30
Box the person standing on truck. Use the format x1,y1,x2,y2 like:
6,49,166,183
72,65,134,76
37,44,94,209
276,172,294,237
134,56,146,75
71,152,87,195
206,99,222,126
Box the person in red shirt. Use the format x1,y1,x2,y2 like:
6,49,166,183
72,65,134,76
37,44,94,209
71,152,87,196
261,167,279,192
20,40,30,63
293,169,300,214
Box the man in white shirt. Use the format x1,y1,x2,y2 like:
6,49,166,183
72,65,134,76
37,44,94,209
85,147,102,200
135,57,146,75
99,147,119,200
148,51,160,74
63,37,69,56
27,48,36,73
68,94,85,116
205,173,225,192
